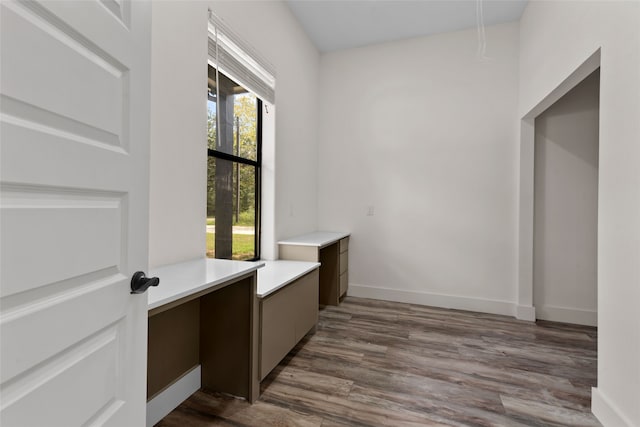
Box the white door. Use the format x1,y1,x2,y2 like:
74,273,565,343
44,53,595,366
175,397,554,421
1,1,151,425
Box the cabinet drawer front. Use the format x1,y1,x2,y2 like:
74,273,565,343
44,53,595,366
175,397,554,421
339,237,349,253
339,251,348,274
339,272,348,296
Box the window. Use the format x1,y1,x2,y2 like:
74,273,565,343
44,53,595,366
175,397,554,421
207,11,275,261
206,66,262,260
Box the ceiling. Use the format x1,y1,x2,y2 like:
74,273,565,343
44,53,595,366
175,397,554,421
286,0,528,52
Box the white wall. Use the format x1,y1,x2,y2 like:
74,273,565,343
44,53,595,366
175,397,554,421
317,22,520,316
148,0,320,266
519,2,640,426
533,70,599,326
149,1,208,269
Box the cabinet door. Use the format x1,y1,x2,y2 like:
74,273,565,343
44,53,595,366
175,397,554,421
259,269,319,380
293,269,319,342
260,291,296,380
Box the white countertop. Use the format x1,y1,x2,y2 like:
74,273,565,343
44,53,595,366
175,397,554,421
277,231,350,248
257,260,321,298
148,258,264,310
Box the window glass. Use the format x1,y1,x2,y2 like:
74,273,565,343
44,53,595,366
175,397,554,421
206,65,261,260
207,66,258,161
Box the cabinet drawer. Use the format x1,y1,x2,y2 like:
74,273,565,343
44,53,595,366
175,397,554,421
339,251,348,275
339,237,349,253
339,272,348,296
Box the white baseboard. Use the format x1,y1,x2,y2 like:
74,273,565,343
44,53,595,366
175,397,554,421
348,283,516,317
592,387,635,427
516,305,536,322
536,305,597,326
146,365,201,427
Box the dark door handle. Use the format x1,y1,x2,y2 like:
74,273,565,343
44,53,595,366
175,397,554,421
131,271,160,294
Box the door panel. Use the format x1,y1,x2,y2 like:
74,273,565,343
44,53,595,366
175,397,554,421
0,0,150,425
2,2,128,148
1,271,127,384
1,324,124,427
1,188,124,296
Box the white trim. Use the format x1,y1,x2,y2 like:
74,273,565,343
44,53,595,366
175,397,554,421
260,102,277,260
521,49,601,119
517,117,535,310
146,365,201,427
517,48,601,319
536,305,597,327
592,387,635,427
516,305,536,322
348,284,516,317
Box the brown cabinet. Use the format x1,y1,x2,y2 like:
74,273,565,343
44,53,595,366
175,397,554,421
278,232,350,306
259,269,319,380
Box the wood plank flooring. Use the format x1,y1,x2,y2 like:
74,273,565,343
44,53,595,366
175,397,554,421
156,297,600,427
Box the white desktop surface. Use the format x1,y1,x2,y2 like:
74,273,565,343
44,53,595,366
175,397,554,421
277,231,350,248
257,260,321,298
148,258,264,310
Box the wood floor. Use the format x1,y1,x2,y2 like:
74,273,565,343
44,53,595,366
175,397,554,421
156,297,600,427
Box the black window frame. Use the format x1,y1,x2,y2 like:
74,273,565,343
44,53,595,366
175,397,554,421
207,68,262,261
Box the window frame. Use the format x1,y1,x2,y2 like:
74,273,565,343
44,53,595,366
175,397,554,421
207,71,262,261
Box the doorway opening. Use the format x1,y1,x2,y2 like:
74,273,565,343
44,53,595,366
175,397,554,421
533,69,600,326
